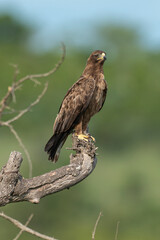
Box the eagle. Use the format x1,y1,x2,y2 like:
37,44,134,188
45,50,107,162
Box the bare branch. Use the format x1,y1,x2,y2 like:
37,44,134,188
0,136,97,206
0,45,65,180
2,106,16,115
0,82,49,178
0,212,57,240
0,45,65,171
13,214,33,240
0,44,65,119
30,77,41,86
10,63,20,103
92,211,103,240
6,82,48,125
0,83,49,178
0,84,15,119
4,123,32,178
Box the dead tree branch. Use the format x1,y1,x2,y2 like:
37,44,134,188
0,45,66,178
5,123,33,178
13,214,33,240
4,82,48,125
0,136,97,207
0,44,65,119
1,83,48,178
0,212,57,240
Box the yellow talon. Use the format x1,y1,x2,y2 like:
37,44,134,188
75,133,95,142
90,136,95,142
77,134,89,142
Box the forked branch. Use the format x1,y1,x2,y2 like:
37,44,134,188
0,44,65,119
0,45,66,178
0,212,57,240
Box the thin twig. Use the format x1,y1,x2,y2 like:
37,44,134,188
0,212,58,240
30,77,41,86
0,85,14,119
0,44,65,118
0,82,49,178
2,106,16,115
13,214,33,240
114,221,120,240
6,123,33,178
6,82,48,124
11,63,19,103
0,45,65,181
92,211,103,240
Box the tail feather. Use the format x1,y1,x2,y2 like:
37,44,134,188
44,133,68,162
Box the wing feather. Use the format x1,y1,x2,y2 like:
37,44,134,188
53,76,95,134
98,80,108,112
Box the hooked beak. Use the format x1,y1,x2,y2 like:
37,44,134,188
97,52,107,61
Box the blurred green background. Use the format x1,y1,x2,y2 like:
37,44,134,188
0,6,160,240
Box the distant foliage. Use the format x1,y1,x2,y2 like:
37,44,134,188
0,15,32,44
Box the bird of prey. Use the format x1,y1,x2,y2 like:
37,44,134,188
45,50,107,162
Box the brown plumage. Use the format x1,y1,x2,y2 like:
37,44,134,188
45,50,107,162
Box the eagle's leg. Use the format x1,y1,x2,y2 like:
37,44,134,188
82,122,96,142
75,120,89,142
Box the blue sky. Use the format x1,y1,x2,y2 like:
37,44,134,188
0,0,160,50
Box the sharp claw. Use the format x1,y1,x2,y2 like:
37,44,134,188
77,134,89,142
75,133,95,142
90,136,95,142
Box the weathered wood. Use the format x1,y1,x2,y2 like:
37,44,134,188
0,136,97,207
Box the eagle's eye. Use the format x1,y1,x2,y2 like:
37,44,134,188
94,53,99,57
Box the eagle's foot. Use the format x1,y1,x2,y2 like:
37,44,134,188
76,134,89,142
76,133,95,142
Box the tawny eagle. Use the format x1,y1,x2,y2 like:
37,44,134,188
45,50,107,162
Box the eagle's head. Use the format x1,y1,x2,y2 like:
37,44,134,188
88,50,107,64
